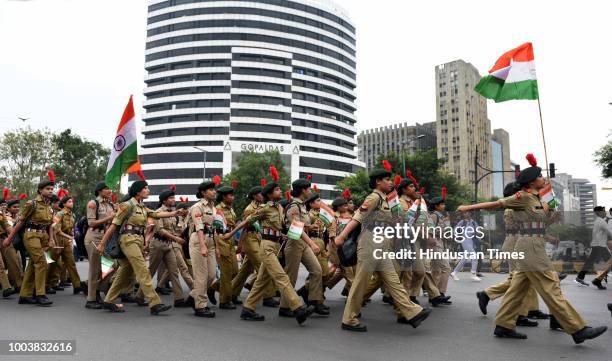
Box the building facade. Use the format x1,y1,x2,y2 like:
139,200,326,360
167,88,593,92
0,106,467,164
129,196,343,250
357,122,437,171
140,0,361,201
492,128,513,186
555,173,598,227
435,60,492,199
490,139,503,198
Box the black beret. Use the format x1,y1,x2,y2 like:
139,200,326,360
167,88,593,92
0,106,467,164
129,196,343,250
429,196,444,206
248,186,262,200
58,196,72,209
6,199,20,207
37,179,55,190
516,166,542,186
94,181,108,196
262,182,279,198
196,181,215,198
331,197,347,211
304,193,320,210
215,186,234,202
176,202,189,210
503,182,521,197
0,198,6,205
291,178,311,190
594,206,605,212
368,169,391,189
158,189,176,203
397,178,414,192
129,180,148,197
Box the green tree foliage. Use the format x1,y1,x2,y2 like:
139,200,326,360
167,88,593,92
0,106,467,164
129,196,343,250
221,151,290,216
594,135,612,179
334,169,370,207
547,223,592,247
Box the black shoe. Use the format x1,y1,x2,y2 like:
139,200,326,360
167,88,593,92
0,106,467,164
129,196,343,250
294,305,315,325
18,296,37,305
341,323,367,332
52,285,64,291
571,326,608,344
476,273,484,277
279,307,294,317
263,297,280,308
85,301,103,309
194,307,216,318
220,302,237,310
410,296,420,305
103,302,125,313
476,291,489,315
607,303,612,316
382,295,394,305
207,289,217,305
186,296,196,310
2,288,17,298
150,303,172,315
134,297,149,307
494,326,527,339
120,294,136,303
73,285,85,295
440,294,452,305
35,296,53,306
297,286,309,304
549,315,563,331
591,278,607,290
406,308,432,328
46,288,56,295
155,287,171,296
574,277,589,287
429,295,447,307
174,299,190,308
240,308,263,321
275,290,281,298
527,310,550,320
60,280,71,287
311,303,330,316
232,296,243,305
516,315,539,327
341,288,349,297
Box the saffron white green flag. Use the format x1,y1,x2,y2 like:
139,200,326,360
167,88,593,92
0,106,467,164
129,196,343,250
105,95,142,188
319,203,335,226
287,219,305,240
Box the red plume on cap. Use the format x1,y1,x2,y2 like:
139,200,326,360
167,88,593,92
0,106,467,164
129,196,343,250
3,187,9,200
285,190,291,201
419,187,425,195
57,189,66,198
231,180,237,189
111,192,117,203
47,169,56,182
406,170,419,187
136,169,146,181
441,186,447,200
169,185,176,192
260,179,267,187
342,188,351,200
394,175,402,186
269,165,280,181
212,175,221,185
526,153,537,167
381,160,392,172
313,184,319,193
307,174,312,181
19,193,27,200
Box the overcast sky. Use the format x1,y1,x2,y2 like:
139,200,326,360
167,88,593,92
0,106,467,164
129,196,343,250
1,0,611,204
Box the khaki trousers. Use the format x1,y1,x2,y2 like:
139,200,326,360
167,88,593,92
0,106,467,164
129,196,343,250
430,243,451,294
188,233,216,310
485,272,538,316
104,235,161,308
47,239,81,289
231,237,275,299
20,231,49,297
85,229,107,301
0,249,11,289
280,238,323,308
1,243,23,287
244,239,302,311
217,237,237,304
158,243,194,290
325,265,354,290
137,238,183,301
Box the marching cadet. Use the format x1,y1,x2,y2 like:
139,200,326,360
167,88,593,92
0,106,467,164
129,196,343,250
475,181,542,327
134,186,189,308
84,182,116,309
304,193,331,298
47,193,86,295
185,180,220,318
324,197,354,296
1,198,24,295
230,185,278,307
4,171,57,306
96,180,184,315
427,191,453,303
281,178,328,317
214,185,240,309
0,199,17,298
457,153,607,343
334,167,431,332
224,180,316,325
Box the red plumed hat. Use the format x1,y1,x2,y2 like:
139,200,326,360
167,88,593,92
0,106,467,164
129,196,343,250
231,180,237,189
405,170,419,187
212,175,221,186
47,169,56,182
19,193,27,200
342,188,351,200
394,175,402,186
307,174,312,181
169,185,177,192
2,187,9,200
381,160,392,172
269,165,280,182
136,169,146,181
285,190,291,201
313,184,319,193
441,186,447,200
526,153,537,167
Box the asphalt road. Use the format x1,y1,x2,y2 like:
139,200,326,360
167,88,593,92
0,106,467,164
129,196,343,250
1,263,611,361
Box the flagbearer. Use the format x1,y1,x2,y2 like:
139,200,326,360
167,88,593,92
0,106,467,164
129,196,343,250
304,193,331,296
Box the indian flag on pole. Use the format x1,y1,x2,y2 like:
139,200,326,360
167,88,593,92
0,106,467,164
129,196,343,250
105,95,143,188
475,42,539,103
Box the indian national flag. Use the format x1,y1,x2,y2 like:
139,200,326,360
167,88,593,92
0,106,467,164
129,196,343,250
105,95,142,188
475,42,539,103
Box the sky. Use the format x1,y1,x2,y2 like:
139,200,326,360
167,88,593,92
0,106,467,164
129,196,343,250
1,0,611,205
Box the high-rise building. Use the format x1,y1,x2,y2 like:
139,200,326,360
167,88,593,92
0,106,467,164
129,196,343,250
555,173,598,227
492,128,513,186
140,0,360,201
435,60,492,198
490,138,503,198
357,122,437,171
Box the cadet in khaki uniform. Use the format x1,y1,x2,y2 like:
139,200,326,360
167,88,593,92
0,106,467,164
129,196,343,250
96,181,182,315
4,172,57,306
224,181,315,325
1,199,22,296
157,201,194,293
230,186,278,307
427,194,453,302
0,203,17,297
335,168,431,332
324,197,354,296
215,186,240,309
303,193,331,295
47,195,85,295
186,181,219,318
458,153,607,343
280,179,327,317
135,187,188,308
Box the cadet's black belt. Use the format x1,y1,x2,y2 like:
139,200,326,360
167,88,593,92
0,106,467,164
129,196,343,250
308,231,323,238
121,225,145,236
24,222,48,231
262,234,281,242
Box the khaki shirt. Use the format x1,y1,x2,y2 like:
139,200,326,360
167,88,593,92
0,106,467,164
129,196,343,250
0,213,10,236
188,198,215,233
352,189,391,224
245,201,284,232
19,195,53,226
242,201,262,242
499,190,548,223
399,195,413,212
53,210,75,244
308,209,326,238
112,198,161,228
285,198,310,229
86,196,115,230
504,209,519,232
154,205,180,240
216,202,237,229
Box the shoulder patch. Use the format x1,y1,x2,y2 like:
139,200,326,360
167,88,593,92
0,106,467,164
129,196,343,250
359,200,369,212
88,202,97,209
515,192,522,199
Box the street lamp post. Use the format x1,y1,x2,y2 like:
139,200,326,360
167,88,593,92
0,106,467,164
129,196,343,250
401,135,425,175
193,146,207,181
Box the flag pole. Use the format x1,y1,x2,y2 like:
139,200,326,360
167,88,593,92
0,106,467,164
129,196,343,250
536,97,550,178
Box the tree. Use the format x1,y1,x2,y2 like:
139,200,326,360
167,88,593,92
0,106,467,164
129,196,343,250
335,169,370,207
221,151,290,216
51,129,110,216
0,126,55,196
594,134,612,179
